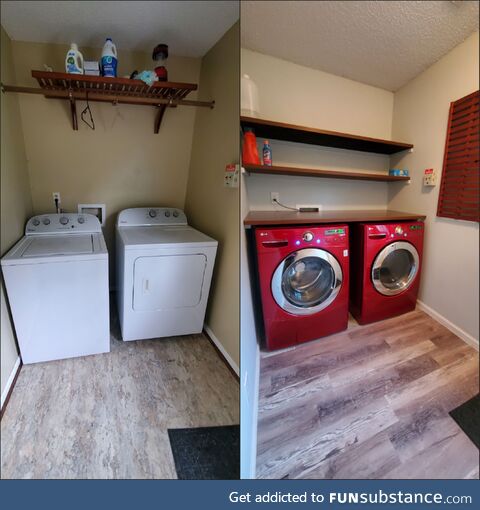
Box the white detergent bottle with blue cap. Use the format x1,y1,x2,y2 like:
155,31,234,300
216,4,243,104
101,38,117,77
65,43,84,74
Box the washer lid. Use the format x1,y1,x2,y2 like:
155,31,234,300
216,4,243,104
1,233,107,266
118,225,217,249
22,235,93,257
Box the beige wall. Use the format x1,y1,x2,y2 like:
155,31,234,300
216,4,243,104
241,49,395,211
1,26,33,398
389,31,479,341
10,40,201,284
185,23,239,368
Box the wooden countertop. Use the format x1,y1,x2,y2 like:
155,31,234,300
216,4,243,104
244,210,426,226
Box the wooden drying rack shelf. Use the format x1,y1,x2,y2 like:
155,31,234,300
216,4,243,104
1,70,215,133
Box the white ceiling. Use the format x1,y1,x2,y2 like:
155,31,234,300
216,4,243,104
241,0,479,91
0,1,239,57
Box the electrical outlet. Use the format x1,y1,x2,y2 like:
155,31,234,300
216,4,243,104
270,192,279,204
52,192,61,202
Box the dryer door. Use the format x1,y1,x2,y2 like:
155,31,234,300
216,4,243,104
133,254,207,311
271,248,343,316
371,241,419,296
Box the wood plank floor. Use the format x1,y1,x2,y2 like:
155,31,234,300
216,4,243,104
256,310,479,479
1,306,239,479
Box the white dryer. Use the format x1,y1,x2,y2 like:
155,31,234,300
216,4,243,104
116,208,217,341
1,213,110,364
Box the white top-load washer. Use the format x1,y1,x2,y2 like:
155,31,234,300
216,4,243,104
116,207,218,341
1,213,110,364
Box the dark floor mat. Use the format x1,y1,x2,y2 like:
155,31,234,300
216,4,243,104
449,394,480,448
168,425,240,479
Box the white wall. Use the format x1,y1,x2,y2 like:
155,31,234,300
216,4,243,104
241,49,395,211
240,169,259,479
389,31,479,342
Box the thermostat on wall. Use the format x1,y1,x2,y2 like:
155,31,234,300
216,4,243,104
78,204,106,226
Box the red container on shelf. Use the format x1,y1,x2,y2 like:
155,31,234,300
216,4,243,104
242,129,260,165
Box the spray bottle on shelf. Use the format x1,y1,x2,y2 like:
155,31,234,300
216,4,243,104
101,38,118,77
65,43,84,74
262,140,272,166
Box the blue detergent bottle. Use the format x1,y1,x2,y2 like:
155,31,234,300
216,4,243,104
101,38,117,77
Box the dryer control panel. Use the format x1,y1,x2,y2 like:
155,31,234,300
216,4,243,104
25,213,102,235
117,208,188,227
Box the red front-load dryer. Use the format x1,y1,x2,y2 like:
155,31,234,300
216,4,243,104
350,221,424,325
254,224,350,351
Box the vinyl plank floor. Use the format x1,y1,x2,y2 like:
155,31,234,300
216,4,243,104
1,306,239,479
256,310,479,479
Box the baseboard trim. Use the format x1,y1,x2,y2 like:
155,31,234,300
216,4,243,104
1,356,22,417
203,324,239,377
416,300,479,351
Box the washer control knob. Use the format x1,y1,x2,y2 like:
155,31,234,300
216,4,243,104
164,211,171,218
43,218,51,225
148,209,157,218
173,210,179,217
78,216,85,224
395,226,403,235
303,231,314,242
60,216,69,225
32,218,40,226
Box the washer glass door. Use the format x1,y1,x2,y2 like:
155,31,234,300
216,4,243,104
372,241,419,296
272,248,342,315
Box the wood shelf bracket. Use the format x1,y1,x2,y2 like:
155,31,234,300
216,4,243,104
154,104,168,134
68,88,78,131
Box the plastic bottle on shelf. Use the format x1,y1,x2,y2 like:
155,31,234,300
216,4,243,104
242,129,261,165
100,38,118,77
263,140,272,166
241,74,260,117
65,43,84,74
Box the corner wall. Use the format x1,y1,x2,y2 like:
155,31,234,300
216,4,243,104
241,49,395,212
389,31,479,342
1,26,33,400
10,40,201,285
239,48,396,477
184,23,240,369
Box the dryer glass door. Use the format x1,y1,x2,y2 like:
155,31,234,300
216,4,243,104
271,248,343,316
372,241,419,296
133,254,207,311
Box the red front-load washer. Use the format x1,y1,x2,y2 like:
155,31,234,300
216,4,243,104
254,224,349,351
350,221,424,325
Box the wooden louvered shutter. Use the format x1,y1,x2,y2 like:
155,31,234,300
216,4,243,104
437,90,479,222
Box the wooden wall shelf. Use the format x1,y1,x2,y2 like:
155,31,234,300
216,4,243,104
1,71,215,133
244,163,410,182
240,116,413,155
244,210,426,226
